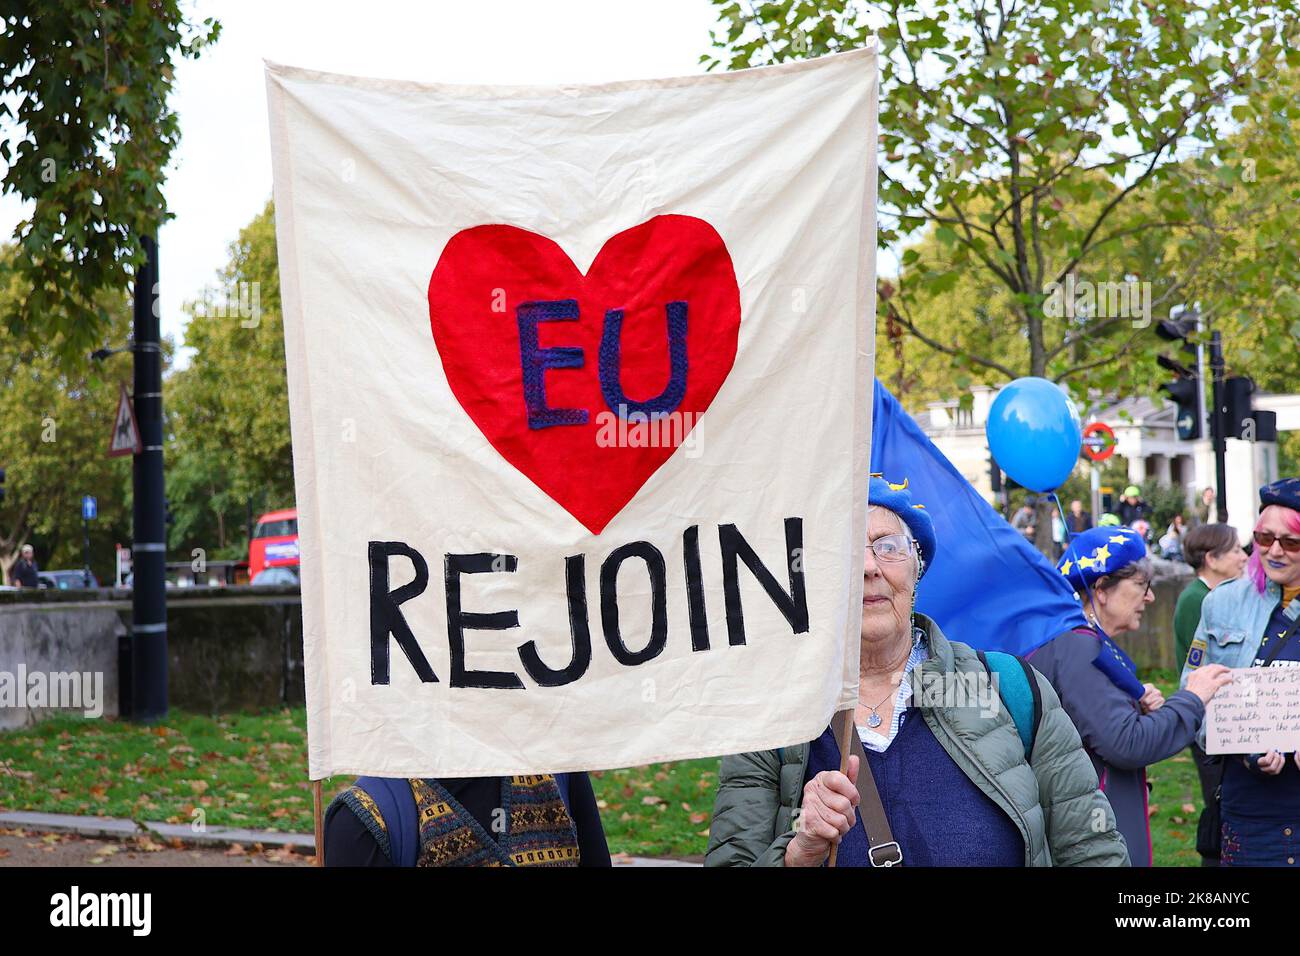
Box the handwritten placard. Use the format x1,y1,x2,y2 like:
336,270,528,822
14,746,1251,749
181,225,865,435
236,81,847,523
1206,667,1300,755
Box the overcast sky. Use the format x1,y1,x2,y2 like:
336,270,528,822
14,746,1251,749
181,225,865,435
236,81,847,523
0,0,722,364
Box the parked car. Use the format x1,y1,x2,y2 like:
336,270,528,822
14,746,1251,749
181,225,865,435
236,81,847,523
249,507,299,579
39,569,100,589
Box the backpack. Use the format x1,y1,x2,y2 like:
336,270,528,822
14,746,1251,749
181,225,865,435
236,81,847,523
976,650,1043,761
339,774,574,867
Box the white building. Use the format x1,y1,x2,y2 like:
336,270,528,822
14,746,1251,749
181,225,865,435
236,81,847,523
917,385,1299,541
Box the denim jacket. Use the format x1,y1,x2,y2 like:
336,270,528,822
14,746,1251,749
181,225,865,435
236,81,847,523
1178,575,1300,749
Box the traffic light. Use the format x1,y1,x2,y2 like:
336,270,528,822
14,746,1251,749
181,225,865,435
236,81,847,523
1223,376,1253,439
1223,376,1278,441
1157,354,1202,440
0,466,5,504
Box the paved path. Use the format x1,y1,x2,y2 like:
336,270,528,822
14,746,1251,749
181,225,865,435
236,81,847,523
0,829,313,867
0,811,698,867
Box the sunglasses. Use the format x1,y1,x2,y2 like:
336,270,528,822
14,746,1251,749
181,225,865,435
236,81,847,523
1253,531,1300,554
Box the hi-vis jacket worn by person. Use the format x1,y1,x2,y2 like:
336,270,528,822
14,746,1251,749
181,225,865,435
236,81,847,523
705,615,1130,867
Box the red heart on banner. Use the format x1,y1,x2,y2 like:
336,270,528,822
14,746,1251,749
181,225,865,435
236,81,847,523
428,214,741,534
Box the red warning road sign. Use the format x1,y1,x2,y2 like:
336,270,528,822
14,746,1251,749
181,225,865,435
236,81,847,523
108,382,143,457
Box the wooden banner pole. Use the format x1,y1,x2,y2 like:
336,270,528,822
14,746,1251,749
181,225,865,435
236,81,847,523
826,708,855,868
312,779,324,867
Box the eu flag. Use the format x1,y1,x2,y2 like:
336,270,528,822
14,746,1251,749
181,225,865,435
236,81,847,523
870,380,1086,656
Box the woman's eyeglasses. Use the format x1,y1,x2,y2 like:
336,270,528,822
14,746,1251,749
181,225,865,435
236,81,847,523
867,533,915,563
1253,531,1300,554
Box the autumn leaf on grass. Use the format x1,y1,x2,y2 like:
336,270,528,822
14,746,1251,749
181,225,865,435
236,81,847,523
689,812,709,825
1181,803,1197,814
189,780,209,795
641,795,664,806
89,784,108,801
225,843,247,857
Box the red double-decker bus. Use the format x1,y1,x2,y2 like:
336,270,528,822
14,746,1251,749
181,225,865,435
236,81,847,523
248,508,299,580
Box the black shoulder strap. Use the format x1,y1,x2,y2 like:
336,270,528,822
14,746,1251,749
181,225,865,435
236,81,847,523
1014,654,1044,752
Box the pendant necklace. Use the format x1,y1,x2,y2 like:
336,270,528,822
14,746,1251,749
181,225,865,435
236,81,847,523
862,687,895,729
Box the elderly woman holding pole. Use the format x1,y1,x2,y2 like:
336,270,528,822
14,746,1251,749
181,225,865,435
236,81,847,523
705,476,1128,867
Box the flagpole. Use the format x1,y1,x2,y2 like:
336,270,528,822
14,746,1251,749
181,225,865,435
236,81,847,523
312,779,324,866
826,708,855,868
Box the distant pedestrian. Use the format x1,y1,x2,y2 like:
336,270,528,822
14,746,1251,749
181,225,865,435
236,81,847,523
1130,518,1152,546
1159,513,1187,560
1066,499,1093,533
1118,486,1150,527
1193,487,1217,525
1052,511,1067,560
10,545,39,588
1011,501,1036,542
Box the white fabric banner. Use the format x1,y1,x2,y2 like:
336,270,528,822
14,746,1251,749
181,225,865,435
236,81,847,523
266,46,878,779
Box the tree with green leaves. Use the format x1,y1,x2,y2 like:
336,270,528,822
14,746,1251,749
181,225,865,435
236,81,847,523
166,202,294,562
705,0,1300,399
0,248,134,583
1,2,219,357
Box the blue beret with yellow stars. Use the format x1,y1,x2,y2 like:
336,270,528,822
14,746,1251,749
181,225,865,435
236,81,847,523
868,475,936,579
1056,526,1146,594
1260,477,1300,513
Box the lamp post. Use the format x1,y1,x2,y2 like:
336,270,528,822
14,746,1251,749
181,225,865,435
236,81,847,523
131,236,168,721
91,236,167,721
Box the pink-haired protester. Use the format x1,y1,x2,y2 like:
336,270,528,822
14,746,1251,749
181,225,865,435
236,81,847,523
1180,478,1300,867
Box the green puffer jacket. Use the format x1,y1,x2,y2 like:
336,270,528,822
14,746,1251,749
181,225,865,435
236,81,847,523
705,614,1129,867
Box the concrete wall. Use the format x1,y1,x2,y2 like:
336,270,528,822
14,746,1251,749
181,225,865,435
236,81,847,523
0,568,1197,733
0,598,123,729
0,587,303,729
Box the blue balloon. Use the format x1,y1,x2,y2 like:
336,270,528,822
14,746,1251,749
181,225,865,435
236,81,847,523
986,377,1082,493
